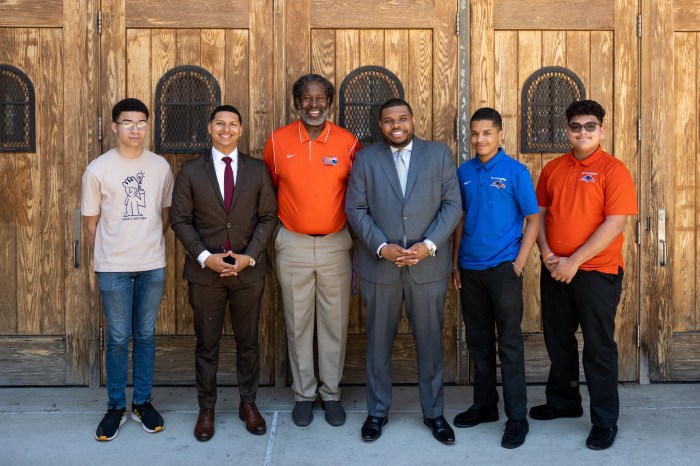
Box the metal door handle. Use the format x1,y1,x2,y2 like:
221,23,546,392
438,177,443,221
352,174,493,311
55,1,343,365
72,240,80,268
72,208,81,268
657,209,666,267
659,239,667,267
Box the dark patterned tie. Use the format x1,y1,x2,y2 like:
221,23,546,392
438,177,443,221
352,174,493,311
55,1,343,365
223,156,234,250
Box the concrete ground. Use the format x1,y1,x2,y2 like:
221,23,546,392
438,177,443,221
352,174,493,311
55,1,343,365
1,383,698,466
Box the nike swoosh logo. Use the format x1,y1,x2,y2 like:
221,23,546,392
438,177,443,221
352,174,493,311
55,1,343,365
286,154,296,158
464,181,472,185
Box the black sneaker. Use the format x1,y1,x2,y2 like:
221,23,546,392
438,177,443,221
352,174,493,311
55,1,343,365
586,425,618,450
529,404,583,420
292,401,314,427
130,402,165,433
95,407,126,441
501,418,529,449
321,400,346,426
453,404,499,428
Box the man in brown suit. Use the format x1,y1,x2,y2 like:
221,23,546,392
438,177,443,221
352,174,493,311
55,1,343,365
170,105,277,441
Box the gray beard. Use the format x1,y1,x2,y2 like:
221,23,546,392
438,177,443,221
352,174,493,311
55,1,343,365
298,108,328,127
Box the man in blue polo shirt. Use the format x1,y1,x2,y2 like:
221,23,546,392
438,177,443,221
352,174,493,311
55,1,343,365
451,108,539,449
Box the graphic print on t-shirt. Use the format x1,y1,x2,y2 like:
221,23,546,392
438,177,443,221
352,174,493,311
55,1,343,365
122,171,147,219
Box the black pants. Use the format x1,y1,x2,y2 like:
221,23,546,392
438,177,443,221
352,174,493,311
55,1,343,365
460,261,527,420
540,264,623,428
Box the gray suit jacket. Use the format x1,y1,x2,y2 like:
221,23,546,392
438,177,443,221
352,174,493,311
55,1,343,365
170,150,277,285
345,137,461,285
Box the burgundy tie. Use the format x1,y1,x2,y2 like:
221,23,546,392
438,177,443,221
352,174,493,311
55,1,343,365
223,156,234,250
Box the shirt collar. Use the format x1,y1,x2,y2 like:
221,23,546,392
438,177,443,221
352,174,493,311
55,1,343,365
391,140,414,155
297,120,331,143
567,145,604,166
475,147,505,171
212,146,238,163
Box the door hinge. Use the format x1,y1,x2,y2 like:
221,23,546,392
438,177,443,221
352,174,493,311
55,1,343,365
456,11,460,35
637,14,642,38
636,220,641,245
636,324,641,348
637,117,641,141
99,327,104,350
97,10,102,35
98,115,103,141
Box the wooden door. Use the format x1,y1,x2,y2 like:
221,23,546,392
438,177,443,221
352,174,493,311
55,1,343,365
471,0,640,382
273,0,461,384
0,1,99,386
640,0,700,381
99,0,275,385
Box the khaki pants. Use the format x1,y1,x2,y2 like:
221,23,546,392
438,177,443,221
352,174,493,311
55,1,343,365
275,226,352,401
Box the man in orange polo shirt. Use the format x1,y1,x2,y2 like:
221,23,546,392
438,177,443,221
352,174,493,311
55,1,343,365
531,100,637,450
263,74,360,427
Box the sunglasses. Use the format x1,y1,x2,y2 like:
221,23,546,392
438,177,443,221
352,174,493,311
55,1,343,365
568,122,601,133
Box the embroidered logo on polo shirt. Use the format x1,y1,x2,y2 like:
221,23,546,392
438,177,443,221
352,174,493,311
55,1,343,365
322,156,339,166
489,177,506,189
579,172,597,183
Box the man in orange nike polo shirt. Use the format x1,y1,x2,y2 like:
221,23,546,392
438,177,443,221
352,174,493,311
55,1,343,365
263,74,360,428
531,100,637,451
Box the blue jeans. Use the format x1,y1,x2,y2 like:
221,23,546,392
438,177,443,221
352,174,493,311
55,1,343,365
98,268,165,409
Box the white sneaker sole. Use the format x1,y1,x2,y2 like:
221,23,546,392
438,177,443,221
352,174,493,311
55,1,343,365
130,411,164,433
95,413,126,441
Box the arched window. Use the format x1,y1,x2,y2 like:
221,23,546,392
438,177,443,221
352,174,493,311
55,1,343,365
155,66,221,153
339,66,404,147
0,64,35,153
521,66,585,153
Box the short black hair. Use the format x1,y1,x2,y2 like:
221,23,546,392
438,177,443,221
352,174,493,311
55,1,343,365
566,99,605,124
470,107,502,129
112,98,149,122
378,98,413,118
292,74,335,108
209,104,243,123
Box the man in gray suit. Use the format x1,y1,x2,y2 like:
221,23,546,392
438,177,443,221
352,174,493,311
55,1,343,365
171,105,277,442
345,98,462,444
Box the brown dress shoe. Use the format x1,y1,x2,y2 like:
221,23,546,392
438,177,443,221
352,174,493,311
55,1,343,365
239,401,267,435
194,408,215,441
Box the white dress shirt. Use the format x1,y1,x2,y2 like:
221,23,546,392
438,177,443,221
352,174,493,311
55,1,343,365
198,147,239,267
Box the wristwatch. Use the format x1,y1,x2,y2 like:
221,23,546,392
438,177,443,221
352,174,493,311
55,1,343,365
248,256,256,268
424,241,437,257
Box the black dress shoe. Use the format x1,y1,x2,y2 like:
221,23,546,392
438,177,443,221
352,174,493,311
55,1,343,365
453,404,499,428
529,404,583,420
361,415,388,441
423,415,455,444
586,425,618,450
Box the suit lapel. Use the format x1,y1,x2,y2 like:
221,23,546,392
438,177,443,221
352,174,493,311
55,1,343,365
204,151,227,212
378,143,405,200
229,154,247,216
404,138,422,198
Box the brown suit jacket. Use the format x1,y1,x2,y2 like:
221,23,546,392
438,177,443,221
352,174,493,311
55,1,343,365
170,150,277,285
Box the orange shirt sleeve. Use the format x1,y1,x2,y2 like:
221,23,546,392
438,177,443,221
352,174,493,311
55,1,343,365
604,162,638,216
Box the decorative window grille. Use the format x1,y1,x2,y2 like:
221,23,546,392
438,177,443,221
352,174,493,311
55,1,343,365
0,65,35,152
339,66,404,147
155,66,221,153
521,66,585,153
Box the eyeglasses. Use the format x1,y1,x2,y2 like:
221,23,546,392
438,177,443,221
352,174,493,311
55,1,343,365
568,122,601,133
115,120,149,131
